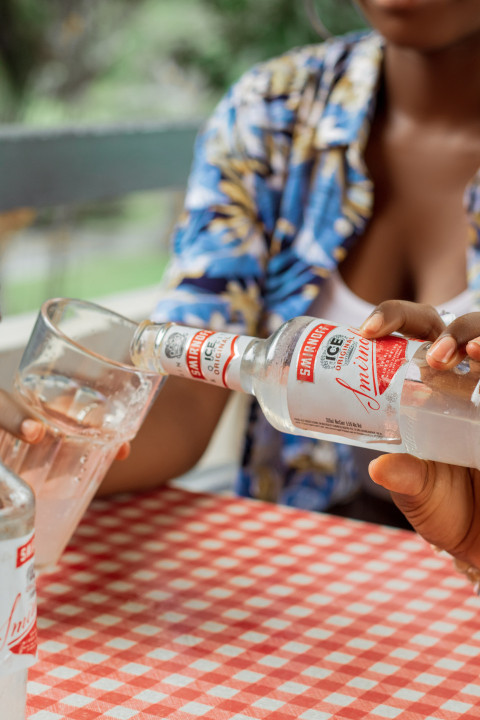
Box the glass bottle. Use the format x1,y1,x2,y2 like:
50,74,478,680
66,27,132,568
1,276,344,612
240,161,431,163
0,462,37,719
131,316,480,468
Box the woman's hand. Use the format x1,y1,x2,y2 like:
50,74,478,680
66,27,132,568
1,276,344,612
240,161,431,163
358,301,480,571
0,389,130,460
360,299,480,368
0,389,46,444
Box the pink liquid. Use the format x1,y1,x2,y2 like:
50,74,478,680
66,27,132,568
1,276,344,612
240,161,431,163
0,372,128,571
0,426,120,571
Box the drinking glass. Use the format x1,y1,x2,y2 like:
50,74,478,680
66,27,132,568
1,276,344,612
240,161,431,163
0,298,164,571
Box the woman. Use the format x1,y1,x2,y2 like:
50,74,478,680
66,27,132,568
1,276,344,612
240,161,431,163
9,0,480,577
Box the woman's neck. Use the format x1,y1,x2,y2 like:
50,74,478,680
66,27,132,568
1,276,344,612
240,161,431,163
382,31,480,131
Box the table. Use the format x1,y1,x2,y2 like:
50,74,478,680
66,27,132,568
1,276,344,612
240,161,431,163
27,486,480,720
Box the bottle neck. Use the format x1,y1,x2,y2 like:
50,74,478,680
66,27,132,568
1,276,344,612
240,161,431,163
131,322,255,393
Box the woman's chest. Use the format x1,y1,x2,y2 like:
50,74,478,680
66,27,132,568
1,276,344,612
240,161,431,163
339,189,471,306
337,126,480,307
267,123,480,321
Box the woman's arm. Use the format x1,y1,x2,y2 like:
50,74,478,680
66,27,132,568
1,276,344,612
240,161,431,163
97,375,231,495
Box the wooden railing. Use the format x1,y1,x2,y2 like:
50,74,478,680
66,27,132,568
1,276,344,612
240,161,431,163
0,121,244,481
0,120,200,375
0,121,200,211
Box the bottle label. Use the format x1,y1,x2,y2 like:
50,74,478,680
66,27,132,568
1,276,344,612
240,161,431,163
0,530,37,676
288,320,423,442
157,325,252,392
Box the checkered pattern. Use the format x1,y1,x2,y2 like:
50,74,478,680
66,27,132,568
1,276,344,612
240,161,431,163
27,487,480,720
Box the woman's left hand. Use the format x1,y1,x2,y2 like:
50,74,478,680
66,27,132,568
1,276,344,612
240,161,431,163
0,387,130,461
359,301,480,571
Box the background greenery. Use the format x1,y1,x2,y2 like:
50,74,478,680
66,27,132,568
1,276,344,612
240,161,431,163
0,0,366,315
1,0,365,123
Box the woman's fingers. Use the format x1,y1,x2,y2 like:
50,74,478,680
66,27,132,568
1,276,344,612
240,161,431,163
360,302,480,370
369,452,429,497
115,442,131,461
368,453,478,565
0,389,46,443
359,300,446,341
466,339,480,362
20,418,46,443
0,393,132,457
427,312,480,369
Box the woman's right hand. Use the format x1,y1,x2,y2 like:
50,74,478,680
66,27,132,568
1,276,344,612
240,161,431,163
359,302,480,572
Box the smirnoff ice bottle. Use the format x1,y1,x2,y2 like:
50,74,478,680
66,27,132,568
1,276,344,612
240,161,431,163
0,462,37,719
131,316,480,469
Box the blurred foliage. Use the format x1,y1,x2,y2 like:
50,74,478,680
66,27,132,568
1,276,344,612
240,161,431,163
0,0,46,97
172,0,319,91
0,0,366,315
172,0,366,91
0,0,366,125
0,0,221,124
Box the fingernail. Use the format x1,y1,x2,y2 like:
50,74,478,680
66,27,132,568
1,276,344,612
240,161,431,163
467,339,480,353
427,335,456,364
21,419,44,442
368,458,379,473
360,311,384,334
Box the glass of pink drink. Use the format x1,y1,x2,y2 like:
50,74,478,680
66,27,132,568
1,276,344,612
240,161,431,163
0,298,163,572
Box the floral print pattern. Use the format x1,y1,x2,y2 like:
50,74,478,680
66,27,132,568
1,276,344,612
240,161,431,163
152,31,480,510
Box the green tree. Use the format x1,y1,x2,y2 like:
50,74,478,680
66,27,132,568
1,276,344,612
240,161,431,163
171,0,366,91
0,0,367,124
0,0,48,119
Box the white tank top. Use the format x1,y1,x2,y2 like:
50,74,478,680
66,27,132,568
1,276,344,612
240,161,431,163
308,270,475,498
309,269,474,328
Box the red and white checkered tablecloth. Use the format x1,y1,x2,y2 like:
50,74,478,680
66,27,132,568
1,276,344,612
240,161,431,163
27,486,480,720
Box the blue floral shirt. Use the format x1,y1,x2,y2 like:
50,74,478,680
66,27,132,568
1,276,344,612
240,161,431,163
152,30,480,511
